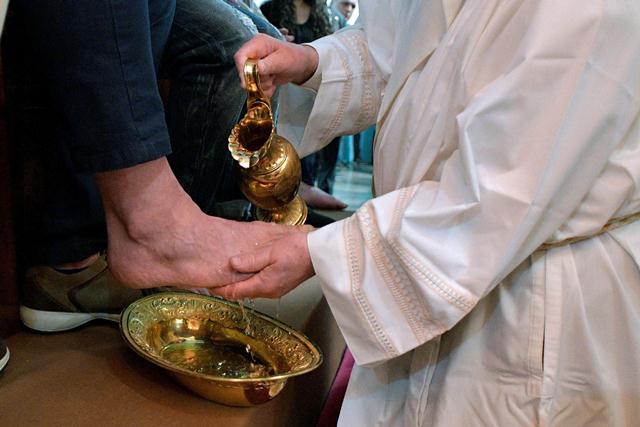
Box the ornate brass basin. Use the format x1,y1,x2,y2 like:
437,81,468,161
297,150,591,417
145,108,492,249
120,292,323,406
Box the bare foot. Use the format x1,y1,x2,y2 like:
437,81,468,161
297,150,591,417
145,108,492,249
298,182,347,210
96,158,295,289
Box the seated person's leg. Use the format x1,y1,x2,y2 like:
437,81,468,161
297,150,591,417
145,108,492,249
14,0,300,334
163,1,342,224
163,0,259,218
224,0,282,39
12,0,175,331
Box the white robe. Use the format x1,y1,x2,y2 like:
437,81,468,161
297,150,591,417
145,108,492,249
289,0,640,425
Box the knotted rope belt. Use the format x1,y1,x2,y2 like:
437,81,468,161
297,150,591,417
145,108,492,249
537,211,640,252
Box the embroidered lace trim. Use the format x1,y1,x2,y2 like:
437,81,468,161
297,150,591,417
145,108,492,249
338,30,377,131
358,203,437,342
345,216,398,357
318,37,353,146
387,188,476,313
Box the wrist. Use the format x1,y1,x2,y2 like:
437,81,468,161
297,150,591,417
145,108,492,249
297,230,315,279
294,44,319,85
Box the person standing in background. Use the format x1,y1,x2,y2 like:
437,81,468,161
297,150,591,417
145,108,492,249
332,0,357,22
260,0,339,46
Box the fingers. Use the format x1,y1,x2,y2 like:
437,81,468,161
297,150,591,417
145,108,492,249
214,274,273,300
234,34,318,96
214,231,314,301
277,27,295,42
234,33,282,89
230,248,272,273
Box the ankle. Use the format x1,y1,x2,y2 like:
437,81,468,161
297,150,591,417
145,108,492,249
95,158,199,244
121,195,196,245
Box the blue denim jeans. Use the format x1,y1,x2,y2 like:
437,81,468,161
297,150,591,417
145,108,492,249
164,0,266,211
9,0,280,265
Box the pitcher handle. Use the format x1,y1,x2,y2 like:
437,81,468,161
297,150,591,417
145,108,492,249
244,58,269,109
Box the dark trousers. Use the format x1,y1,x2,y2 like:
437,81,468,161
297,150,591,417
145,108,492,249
8,0,279,265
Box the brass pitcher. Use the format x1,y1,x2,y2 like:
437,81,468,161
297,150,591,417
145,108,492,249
228,59,308,225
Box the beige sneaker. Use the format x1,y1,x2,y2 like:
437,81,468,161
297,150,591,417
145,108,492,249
20,254,143,332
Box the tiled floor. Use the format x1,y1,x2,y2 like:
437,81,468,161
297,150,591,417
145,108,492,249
333,162,373,211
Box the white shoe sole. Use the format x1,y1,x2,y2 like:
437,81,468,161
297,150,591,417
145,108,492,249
0,346,8,372
20,305,120,332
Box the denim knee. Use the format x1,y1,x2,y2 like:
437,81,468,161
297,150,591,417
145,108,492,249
168,0,256,69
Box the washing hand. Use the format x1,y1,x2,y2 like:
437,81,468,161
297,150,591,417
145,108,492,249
211,228,315,300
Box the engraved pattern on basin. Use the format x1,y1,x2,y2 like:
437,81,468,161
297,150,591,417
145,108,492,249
125,293,319,377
